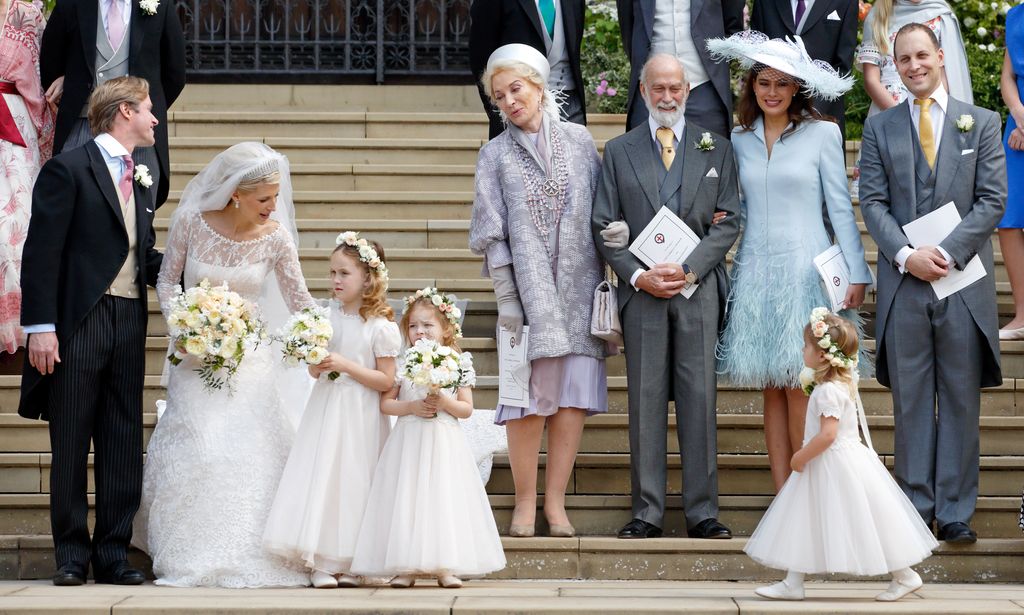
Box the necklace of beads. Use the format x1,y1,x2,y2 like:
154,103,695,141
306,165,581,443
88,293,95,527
514,127,569,244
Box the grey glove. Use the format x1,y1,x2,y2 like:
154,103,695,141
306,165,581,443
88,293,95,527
489,264,524,341
600,221,630,249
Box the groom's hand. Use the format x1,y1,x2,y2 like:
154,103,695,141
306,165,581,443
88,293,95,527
905,248,949,282
28,332,60,375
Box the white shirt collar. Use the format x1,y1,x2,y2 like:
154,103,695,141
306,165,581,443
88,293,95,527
94,133,130,159
905,83,949,115
648,114,685,145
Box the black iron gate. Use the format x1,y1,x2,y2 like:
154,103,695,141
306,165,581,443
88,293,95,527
174,0,473,82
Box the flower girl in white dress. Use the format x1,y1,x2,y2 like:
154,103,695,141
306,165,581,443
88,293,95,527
351,289,506,588
745,308,938,602
262,233,401,588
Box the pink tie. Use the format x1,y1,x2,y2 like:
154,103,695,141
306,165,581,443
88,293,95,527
107,0,126,50
119,155,134,203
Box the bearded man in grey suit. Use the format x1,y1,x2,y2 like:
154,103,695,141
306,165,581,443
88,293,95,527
859,23,1006,544
592,54,740,540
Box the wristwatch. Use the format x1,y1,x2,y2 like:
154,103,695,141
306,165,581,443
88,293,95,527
682,264,697,288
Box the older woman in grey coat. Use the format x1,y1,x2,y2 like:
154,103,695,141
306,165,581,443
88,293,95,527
470,43,609,538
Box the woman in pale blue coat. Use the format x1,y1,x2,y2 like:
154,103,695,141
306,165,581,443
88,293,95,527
709,33,873,491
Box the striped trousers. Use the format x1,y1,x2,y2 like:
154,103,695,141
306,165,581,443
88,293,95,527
47,295,146,571
64,118,159,210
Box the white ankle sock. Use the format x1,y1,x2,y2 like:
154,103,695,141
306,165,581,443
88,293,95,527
784,571,805,588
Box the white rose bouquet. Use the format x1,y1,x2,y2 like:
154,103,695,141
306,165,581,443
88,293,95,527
165,278,265,393
276,306,338,380
401,338,476,395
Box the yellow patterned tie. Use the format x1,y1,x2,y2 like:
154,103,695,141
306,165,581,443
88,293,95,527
915,98,936,169
656,127,676,170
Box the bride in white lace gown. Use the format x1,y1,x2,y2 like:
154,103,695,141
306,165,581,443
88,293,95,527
133,143,315,587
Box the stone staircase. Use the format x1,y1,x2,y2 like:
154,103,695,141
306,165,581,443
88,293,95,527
2,84,1022,583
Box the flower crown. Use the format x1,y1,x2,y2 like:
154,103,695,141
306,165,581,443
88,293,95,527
809,307,857,370
335,231,389,282
404,287,463,338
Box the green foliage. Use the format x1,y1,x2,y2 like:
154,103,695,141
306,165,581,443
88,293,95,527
580,0,631,114
845,70,871,139
41,0,56,16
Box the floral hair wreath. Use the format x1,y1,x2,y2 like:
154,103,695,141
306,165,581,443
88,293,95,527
404,287,463,338
335,231,389,282
809,307,857,370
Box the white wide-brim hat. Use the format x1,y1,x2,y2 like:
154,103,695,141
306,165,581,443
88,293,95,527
706,31,853,101
485,43,550,86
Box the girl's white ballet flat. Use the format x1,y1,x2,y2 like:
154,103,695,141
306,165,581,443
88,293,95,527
754,580,805,601
876,571,923,601
311,570,338,589
389,575,416,588
437,574,463,588
336,574,360,588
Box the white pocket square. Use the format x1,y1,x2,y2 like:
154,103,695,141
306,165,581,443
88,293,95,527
146,208,153,213
827,10,841,20
705,168,719,178
961,149,975,155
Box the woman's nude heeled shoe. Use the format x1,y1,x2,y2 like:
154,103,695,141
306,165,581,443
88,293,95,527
389,575,416,588
508,524,535,537
548,523,575,537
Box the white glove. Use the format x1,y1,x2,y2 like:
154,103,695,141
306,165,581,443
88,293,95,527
600,221,630,249
489,265,524,341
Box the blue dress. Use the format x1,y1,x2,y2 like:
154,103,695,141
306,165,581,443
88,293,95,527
1000,4,1024,229
717,118,874,388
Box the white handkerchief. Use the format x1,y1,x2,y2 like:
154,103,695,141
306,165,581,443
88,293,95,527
827,9,840,20
961,149,975,155
146,208,153,213
705,167,719,178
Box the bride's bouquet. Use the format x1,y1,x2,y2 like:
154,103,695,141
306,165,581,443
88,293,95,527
401,338,476,395
275,306,338,380
165,278,265,393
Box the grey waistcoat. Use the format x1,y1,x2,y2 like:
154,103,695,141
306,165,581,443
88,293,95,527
82,13,130,117
912,131,939,214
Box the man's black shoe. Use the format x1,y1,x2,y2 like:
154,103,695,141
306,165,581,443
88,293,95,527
94,561,145,585
687,518,732,539
52,562,87,586
937,522,977,544
617,518,663,539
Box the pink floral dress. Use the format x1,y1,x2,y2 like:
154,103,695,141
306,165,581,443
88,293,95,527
0,0,53,353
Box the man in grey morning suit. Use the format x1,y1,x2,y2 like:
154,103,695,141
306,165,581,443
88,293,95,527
859,23,1006,543
592,55,740,540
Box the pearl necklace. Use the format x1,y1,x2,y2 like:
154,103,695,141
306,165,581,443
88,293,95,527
514,127,569,246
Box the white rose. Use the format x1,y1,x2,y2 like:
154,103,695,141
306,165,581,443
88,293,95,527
219,337,237,359
451,307,462,319
798,367,815,388
977,26,988,37
437,346,451,356
817,336,832,349
431,294,443,306
185,337,206,356
306,346,328,365
963,16,977,26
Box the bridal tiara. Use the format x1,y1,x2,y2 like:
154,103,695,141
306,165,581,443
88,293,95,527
240,157,281,182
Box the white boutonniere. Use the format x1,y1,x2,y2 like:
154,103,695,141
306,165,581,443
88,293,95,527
955,114,975,133
134,164,153,188
694,132,715,152
139,0,159,16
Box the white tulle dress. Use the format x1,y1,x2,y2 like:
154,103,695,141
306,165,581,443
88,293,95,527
350,376,506,578
134,211,315,588
744,381,939,576
263,303,401,574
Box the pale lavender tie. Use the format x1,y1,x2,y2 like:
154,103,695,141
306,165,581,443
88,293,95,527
107,0,126,50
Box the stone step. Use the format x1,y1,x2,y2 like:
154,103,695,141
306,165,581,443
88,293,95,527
0,532,1021,583
169,164,480,193
172,84,488,113
0,374,1020,418
485,452,1024,498
168,111,630,142
168,137,490,165
124,331,1024,382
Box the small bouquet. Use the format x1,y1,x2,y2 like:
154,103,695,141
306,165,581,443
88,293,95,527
799,366,817,396
401,338,476,395
165,278,265,393
276,306,338,380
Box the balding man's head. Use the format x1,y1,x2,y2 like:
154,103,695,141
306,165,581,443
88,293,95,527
640,54,689,128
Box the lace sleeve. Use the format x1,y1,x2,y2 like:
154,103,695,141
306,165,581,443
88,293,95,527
273,230,316,312
372,320,402,358
811,382,847,419
156,211,191,317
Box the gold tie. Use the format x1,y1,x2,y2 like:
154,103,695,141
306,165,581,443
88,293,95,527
915,98,936,169
656,127,675,170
